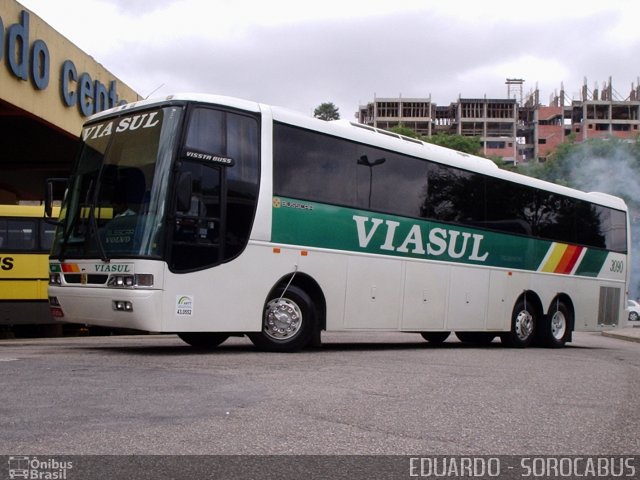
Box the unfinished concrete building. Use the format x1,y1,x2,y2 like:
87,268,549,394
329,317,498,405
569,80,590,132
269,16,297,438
358,77,640,163
518,88,563,162
518,78,640,161
358,96,519,161
455,98,518,161
357,96,435,137
571,79,640,141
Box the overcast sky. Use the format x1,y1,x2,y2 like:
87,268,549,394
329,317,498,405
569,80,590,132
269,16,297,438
17,0,640,119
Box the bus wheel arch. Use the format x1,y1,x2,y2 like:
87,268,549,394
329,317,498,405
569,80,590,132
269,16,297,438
501,291,542,348
248,272,325,352
538,294,574,348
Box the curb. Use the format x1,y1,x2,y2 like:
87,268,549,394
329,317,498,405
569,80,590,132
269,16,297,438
601,331,640,344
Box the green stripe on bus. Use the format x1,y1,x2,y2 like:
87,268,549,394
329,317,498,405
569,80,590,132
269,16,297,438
574,249,608,277
272,198,560,272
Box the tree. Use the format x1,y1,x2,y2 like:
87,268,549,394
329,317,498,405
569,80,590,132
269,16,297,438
424,133,482,155
314,102,340,121
519,137,640,206
389,125,419,138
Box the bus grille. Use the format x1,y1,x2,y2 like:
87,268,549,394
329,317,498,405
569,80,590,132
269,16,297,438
598,286,620,326
64,274,109,285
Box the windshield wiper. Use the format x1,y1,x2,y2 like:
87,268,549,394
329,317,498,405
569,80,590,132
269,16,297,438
57,176,93,263
57,206,77,263
57,176,110,263
88,170,110,263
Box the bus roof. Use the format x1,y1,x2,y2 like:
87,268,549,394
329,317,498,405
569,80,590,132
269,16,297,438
268,104,627,212
87,93,627,212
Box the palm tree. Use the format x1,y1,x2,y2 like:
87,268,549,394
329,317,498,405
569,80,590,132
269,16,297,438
313,102,340,121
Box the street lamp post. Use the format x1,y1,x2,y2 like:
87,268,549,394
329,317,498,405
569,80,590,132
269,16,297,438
357,155,386,208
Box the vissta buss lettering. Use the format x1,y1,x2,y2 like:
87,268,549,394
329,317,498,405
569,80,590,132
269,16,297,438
184,151,233,165
409,457,500,477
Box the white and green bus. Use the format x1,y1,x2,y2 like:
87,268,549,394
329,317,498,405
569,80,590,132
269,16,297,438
46,94,629,351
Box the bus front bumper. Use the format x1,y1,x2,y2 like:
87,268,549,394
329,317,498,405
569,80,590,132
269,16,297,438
48,286,163,332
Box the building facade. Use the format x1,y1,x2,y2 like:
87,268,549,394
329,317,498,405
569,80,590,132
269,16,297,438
0,0,141,203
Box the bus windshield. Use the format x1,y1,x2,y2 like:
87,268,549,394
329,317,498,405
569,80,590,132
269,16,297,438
51,106,183,260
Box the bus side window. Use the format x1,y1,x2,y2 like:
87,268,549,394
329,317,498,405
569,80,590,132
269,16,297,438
8,220,36,250
40,220,57,251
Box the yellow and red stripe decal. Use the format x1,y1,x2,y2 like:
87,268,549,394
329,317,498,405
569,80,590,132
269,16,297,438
539,243,585,274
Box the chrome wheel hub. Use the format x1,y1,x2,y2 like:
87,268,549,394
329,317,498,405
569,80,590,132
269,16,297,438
264,298,302,340
515,310,534,341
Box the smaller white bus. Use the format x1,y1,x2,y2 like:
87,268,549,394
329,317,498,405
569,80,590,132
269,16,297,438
47,94,629,351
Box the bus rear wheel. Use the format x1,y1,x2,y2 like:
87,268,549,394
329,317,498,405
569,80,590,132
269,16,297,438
538,300,571,348
501,299,536,348
249,285,316,352
178,332,230,349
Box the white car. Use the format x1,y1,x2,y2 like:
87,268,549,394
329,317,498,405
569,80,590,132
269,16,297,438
625,300,640,322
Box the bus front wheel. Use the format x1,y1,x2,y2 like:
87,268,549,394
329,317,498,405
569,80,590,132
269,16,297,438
501,299,536,348
249,285,316,352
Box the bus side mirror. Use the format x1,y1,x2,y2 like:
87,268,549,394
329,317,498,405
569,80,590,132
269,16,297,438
176,171,192,212
45,178,67,219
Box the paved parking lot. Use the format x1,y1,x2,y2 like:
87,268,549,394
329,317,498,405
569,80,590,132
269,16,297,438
1,330,638,458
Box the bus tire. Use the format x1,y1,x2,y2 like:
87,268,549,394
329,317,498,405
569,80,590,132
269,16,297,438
539,301,571,348
501,299,536,348
455,332,496,345
178,332,230,349
420,332,450,344
249,285,316,352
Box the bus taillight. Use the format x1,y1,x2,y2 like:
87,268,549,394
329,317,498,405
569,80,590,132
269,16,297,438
49,296,64,317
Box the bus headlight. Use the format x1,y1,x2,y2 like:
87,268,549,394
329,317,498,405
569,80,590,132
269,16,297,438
49,273,62,285
107,274,154,288
135,274,154,287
